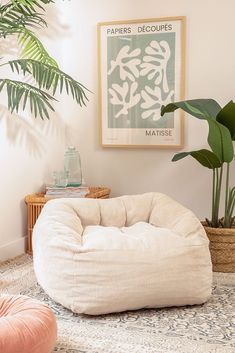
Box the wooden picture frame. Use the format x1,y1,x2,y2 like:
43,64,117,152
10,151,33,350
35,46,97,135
98,16,186,148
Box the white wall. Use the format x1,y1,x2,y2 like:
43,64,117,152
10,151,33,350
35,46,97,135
1,0,235,260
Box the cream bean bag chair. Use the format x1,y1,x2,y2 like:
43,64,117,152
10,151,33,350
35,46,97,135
33,193,212,315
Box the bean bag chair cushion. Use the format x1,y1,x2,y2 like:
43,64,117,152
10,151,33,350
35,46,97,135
0,295,57,353
33,192,212,315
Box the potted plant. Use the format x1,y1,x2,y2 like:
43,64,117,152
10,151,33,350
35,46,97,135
161,99,235,272
0,0,88,120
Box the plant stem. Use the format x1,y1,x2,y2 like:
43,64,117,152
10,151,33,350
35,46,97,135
224,163,230,227
212,169,216,226
218,165,224,220
212,166,223,227
227,187,235,227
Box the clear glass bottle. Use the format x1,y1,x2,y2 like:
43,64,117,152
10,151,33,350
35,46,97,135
64,146,82,186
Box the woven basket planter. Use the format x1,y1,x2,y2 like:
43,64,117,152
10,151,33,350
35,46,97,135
203,225,235,273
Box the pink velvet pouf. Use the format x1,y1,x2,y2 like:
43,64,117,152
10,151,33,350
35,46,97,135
0,295,57,353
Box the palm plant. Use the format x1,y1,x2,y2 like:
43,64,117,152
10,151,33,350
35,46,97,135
161,99,235,228
0,0,88,120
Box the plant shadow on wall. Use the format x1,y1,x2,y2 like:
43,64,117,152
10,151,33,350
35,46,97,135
161,99,235,229
0,0,89,156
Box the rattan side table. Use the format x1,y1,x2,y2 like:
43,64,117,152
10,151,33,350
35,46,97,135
25,186,111,255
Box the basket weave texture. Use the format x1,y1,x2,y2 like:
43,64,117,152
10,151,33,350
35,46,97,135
203,225,235,273
25,186,111,204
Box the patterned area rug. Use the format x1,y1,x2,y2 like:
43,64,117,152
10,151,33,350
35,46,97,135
0,255,234,353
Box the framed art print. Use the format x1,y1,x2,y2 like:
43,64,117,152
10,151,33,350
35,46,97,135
98,17,186,148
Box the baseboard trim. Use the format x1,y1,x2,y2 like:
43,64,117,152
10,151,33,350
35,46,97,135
0,236,27,262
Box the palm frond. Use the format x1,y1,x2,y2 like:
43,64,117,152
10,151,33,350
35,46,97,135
0,2,56,65
8,59,89,106
0,3,47,36
0,1,89,122
17,28,58,66
0,78,56,119
11,0,54,14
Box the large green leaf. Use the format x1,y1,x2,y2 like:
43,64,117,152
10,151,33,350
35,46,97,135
172,149,222,169
161,99,221,119
216,100,235,140
206,118,234,163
